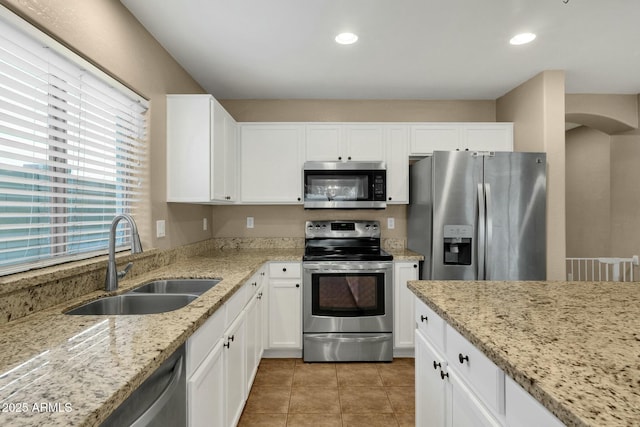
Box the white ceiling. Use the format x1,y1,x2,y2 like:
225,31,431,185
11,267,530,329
121,0,640,100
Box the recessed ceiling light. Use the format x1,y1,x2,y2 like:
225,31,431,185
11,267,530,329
335,32,358,45
510,32,536,45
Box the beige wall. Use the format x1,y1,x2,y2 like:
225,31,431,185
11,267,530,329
610,134,640,257
0,0,211,251
565,127,611,257
215,99,497,243
496,71,567,280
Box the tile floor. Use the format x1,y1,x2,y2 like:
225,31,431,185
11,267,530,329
239,358,415,427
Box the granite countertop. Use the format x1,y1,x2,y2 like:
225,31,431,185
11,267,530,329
408,280,640,427
0,247,420,426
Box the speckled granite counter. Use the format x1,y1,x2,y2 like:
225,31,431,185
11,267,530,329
408,280,640,427
0,247,421,426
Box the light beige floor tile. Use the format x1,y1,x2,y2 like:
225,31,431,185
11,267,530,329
243,386,291,414
342,413,399,426
292,363,338,387
238,412,287,426
336,363,383,387
285,413,342,426
253,365,295,387
377,362,414,387
339,386,393,413
386,386,415,413
289,387,341,414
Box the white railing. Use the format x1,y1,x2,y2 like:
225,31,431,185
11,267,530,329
566,256,639,282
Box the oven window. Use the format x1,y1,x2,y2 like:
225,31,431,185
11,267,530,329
311,273,385,317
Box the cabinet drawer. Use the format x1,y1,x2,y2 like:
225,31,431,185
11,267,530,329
505,376,564,427
269,262,301,279
415,298,445,352
187,308,224,377
445,325,505,415
225,285,247,327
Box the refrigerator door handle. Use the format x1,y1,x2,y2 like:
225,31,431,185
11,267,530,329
477,183,486,279
485,183,493,280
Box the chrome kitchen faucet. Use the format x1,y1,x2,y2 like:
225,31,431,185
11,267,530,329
105,214,143,291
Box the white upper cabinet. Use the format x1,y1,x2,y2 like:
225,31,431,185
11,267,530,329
305,124,385,162
166,94,237,203
410,123,513,156
240,124,305,204
385,126,409,204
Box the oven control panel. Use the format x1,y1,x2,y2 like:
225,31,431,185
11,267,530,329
305,220,380,239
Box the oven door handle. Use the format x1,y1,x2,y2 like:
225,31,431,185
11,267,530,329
303,264,392,273
304,334,390,344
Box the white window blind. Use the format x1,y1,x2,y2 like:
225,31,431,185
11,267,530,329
0,10,148,275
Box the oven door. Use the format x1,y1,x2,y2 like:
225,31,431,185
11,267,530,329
302,261,393,333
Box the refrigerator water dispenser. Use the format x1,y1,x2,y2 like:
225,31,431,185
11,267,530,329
443,225,472,265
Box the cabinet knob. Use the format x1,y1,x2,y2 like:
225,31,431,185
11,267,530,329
458,353,469,364
257,292,263,299
420,315,428,323
223,342,230,349
440,371,449,380
297,197,301,201
348,156,352,160
282,267,287,272
338,156,342,160
229,335,235,342
252,282,257,286
296,283,300,288
388,197,392,201
433,361,441,370
413,264,418,268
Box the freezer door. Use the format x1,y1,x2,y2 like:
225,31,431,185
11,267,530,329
483,152,546,280
431,151,483,280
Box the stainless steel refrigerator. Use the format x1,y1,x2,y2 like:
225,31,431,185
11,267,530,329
408,151,547,281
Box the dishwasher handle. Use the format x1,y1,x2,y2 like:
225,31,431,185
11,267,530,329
130,356,184,427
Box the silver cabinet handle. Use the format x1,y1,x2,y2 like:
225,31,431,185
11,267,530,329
130,356,183,427
484,183,493,280
477,183,486,280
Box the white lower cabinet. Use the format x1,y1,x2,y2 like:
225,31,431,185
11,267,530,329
187,339,225,427
244,283,265,392
415,296,564,427
224,310,246,427
393,261,419,354
266,262,302,353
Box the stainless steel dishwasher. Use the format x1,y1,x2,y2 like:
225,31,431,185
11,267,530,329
101,345,186,427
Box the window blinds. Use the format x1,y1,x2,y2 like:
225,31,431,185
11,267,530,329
0,11,148,275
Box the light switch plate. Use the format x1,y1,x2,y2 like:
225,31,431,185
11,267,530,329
247,217,254,229
203,218,208,231
156,220,166,238
387,217,395,229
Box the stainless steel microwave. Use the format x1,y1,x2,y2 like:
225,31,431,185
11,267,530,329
303,161,387,209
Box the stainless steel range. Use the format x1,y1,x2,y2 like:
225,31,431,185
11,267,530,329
302,220,393,362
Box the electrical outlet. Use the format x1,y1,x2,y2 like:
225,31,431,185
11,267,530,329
203,218,208,231
387,217,395,229
247,217,254,229
156,220,166,238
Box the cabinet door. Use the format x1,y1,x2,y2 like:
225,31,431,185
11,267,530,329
188,339,225,427
268,279,301,348
211,99,227,201
223,107,238,201
224,311,246,427
344,125,385,161
449,370,502,427
166,95,212,202
385,126,409,204
240,125,304,203
244,291,264,393
415,330,448,427
461,124,513,152
394,262,419,349
410,125,460,155
305,124,342,161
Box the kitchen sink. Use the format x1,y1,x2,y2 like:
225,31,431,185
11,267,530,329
129,279,220,296
65,294,198,315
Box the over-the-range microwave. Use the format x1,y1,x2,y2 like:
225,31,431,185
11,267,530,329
302,161,387,209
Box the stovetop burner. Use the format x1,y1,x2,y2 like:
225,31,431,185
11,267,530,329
303,220,393,262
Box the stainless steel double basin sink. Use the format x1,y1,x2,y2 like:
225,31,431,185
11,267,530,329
65,279,221,315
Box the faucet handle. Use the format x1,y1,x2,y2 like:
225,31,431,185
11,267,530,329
118,262,134,279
